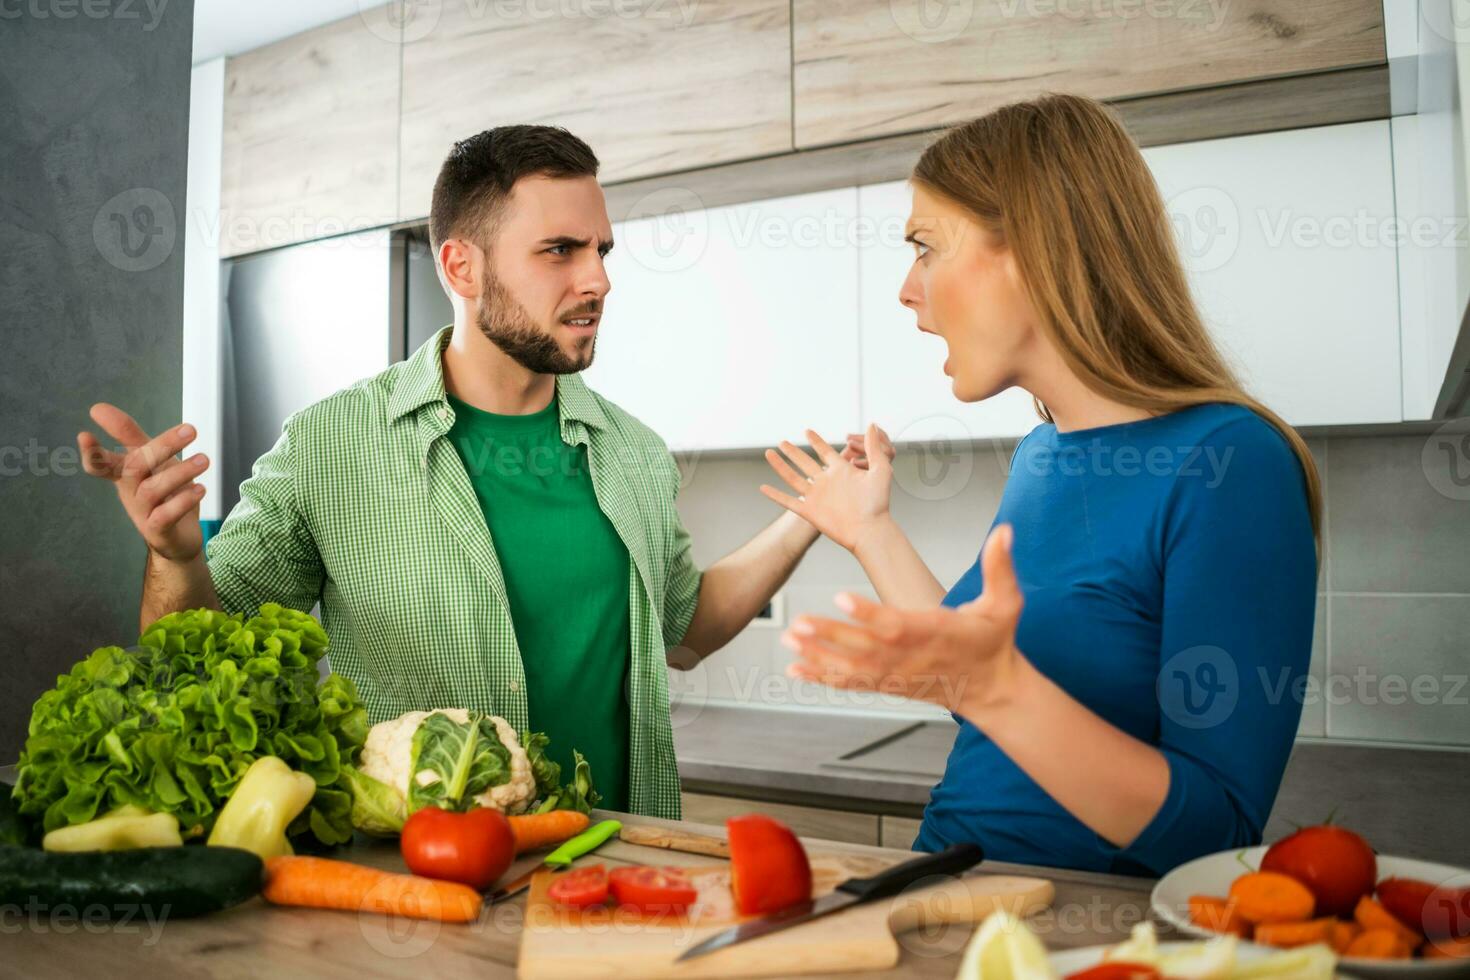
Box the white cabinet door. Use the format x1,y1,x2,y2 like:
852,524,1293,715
585,188,862,452
859,121,1402,436
1146,120,1402,426
857,180,1042,445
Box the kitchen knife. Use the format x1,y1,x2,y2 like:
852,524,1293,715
487,818,622,904
676,841,984,962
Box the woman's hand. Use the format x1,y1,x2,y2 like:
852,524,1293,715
761,423,895,552
781,524,1026,716
840,426,896,470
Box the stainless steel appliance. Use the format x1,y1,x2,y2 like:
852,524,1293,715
220,227,451,516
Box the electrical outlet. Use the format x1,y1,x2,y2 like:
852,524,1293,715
751,592,785,627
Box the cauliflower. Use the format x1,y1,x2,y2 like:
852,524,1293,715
358,708,536,816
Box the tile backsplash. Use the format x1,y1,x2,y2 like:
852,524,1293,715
669,432,1470,750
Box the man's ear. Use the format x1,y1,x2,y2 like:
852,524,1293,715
438,237,482,301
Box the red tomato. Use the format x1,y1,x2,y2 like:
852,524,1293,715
548,864,610,908
727,813,813,916
1065,963,1162,980
608,866,698,913
1379,877,1470,941
400,806,515,891
1261,825,1377,918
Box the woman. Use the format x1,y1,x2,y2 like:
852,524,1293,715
763,94,1319,877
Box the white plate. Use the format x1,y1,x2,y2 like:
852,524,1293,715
1051,940,1355,979
1150,845,1470,979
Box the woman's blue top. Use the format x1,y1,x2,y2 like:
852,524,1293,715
913,403,1317,876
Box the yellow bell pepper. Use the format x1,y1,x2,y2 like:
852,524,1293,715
43,805,183,852
207,756,317,860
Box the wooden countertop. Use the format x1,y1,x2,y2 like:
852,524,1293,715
4,807,1167,978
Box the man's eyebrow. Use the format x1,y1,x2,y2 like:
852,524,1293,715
539,235,615,252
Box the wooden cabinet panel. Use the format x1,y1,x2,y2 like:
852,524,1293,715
792,0,1385,148
879,815,924,850
681,791,881,846
220,9,400,258
397,0,792,223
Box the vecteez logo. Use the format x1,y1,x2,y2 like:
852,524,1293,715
93,188,176,273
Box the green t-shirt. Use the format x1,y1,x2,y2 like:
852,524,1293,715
444,391,632,812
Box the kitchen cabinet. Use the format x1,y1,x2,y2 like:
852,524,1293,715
1144,120,1401,426
583,188,863,452
857,119,1403,437
792,0,1386,148
396,0,792,223
219,9,400,258
681,791,881,846
880,815,925,850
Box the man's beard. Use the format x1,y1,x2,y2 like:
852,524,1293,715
476,269,596,375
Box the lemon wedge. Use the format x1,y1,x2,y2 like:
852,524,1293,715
1231,944,1336,980
1104,922,1161,965
957,911,1055,980
1156,935,1238,980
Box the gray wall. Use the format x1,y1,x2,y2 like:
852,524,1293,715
674,431,1470,750
0,1,195,761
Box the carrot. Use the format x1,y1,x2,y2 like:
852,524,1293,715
1354,896,1421,945
1329,919,1361,953
1344,927,1414,960
1254,917,1336,948
263,855,481,923
509,810,590,854
1188,895,1252,938
1228,872,1316,924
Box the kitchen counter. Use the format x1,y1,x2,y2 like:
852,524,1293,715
2,806,1166,978
673,704,952,816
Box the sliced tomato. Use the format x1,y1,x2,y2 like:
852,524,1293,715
727,813,813,916
1064,962,1162,980
608,865,697,913
548,864,609,908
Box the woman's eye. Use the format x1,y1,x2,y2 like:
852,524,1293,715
913,241,931,259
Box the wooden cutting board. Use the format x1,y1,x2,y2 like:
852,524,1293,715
516,852,1054,979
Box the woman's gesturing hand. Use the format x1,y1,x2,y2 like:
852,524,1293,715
761,423,895,552
781,525,1026,715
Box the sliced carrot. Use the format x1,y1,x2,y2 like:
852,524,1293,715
1329,919,1361,954
1188,895,1252,938
1423,936,1470,960
1229,872,1316,924
1344,927,1413,960
1254,917,1337,948
1354,896,1421,945
263,855,481,923
508,810,590,855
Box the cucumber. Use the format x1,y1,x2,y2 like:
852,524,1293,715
0,844,263,919
0,782,27,847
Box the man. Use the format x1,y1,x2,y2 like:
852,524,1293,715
78,125,824,818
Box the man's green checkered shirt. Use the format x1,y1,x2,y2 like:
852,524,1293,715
205,326,701,819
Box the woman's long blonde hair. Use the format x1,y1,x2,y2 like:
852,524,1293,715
913,93,1322,542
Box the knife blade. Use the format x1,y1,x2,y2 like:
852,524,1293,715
487,817,622,904
676,841,984,962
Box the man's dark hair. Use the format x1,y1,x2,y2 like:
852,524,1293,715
428,125,599,254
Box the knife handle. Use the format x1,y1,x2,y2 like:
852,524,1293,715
835,842,984,903
544,819,622,867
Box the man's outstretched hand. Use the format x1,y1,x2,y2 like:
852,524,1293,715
79,403,209,563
